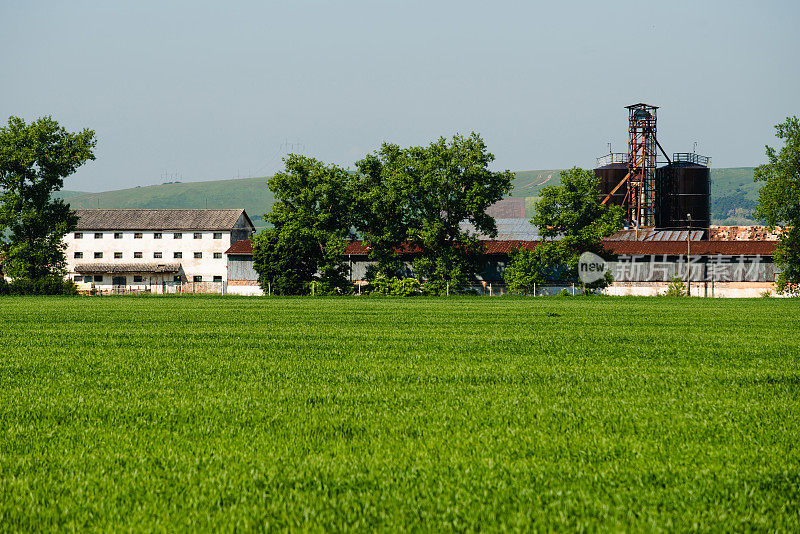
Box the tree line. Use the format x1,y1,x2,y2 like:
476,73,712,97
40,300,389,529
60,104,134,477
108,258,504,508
250,136,626,296
1,114,799,296
252,133,515,295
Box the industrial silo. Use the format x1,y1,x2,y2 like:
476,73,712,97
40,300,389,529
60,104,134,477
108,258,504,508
594,154,629,208
655,154,710,231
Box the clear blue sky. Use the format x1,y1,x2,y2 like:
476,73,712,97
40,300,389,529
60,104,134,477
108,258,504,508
2,0,798,192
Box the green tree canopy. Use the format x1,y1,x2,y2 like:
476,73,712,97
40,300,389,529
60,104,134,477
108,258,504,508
0,116,96,280
405,134,514,294
355,133,513,294
352,143,411,279
754,116,800,294
252,155,354,295
504,167,623,291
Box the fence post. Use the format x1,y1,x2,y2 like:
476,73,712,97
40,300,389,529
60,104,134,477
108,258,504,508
312,282,315,297
572,283,575,296
489,283,493,297
533,282,536,297
268,282,271,296
446,283,449,296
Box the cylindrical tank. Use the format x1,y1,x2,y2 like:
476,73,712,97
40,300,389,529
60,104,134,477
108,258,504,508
595,163,629,208
656,163,710,231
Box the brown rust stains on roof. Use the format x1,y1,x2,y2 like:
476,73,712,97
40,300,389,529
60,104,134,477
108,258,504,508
225,240,254,255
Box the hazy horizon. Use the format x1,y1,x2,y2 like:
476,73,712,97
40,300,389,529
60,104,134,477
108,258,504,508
2,1,798,193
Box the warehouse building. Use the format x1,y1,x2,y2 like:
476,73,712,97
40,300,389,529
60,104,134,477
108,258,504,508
64,209,255,293
224,222,780,297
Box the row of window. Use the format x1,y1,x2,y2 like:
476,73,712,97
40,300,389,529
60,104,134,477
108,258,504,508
74,275,222,283
74,232,223,240
74,252,223,259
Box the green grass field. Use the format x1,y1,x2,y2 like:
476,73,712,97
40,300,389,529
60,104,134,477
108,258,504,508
1,296,798,531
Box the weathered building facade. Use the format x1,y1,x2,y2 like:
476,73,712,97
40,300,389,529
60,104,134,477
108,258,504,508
64,209,255,292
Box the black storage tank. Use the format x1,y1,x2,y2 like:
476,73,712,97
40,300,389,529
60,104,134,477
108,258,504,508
595,163,629,208
655,158,710,231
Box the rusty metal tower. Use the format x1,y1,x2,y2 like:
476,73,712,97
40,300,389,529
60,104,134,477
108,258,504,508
626,103,658,229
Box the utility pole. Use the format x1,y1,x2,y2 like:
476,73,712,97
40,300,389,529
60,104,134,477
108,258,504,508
687,213,692,296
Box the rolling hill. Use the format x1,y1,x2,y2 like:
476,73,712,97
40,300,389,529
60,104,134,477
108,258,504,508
61,168,761,227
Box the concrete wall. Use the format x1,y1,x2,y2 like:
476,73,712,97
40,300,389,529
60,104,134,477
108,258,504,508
605,280,780,297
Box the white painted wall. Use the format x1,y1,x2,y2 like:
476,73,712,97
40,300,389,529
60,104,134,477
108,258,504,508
64,230,232,286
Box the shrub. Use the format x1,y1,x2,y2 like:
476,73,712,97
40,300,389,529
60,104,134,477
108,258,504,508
664,277,687,297
369,275,424,296
6,276,78,296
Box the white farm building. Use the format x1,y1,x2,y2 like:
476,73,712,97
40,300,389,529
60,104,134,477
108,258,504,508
64,209,255,293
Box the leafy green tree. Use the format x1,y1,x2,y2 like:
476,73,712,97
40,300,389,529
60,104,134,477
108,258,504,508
504,167,623,291
352,143,410,279
402,133,514,294
502,246,547,294
252,155,354,295
0,116,96,281
754,116,800,294
352,133,513,294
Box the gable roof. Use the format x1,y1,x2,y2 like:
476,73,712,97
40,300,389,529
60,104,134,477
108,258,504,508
73,209,252,231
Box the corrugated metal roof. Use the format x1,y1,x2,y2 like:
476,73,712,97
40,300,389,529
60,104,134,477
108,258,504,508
233,237,776,258
606,229,706,241
602,240,776,256
74,262,182,273
708,225,782,241
74,209,250,231
485,198,525,219
460,219,542,241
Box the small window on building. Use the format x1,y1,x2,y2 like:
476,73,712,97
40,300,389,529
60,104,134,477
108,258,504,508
74,251,83,259
134,232,143,239
94,252,103,259
213,232,222,239
114,232,123,239
133,275,143,283
73,275,82,282
193,275,202,282
213,275,222,282
94,232,103,239
134,252,143,259
174,232,182,239
173,275,181,282
84,276,92,283
94,275,103,282
194,232,202,239
154,252,162,259
154,232,162,239
114,252,123,259
74,232,83,239
194,252,202,259
174,252,182,259
213,252,222,259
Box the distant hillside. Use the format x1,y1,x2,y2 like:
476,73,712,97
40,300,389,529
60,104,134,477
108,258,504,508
64,177,274,227
709,167,760,225
52,190,87,200
60,168,760,227
512,167,760,224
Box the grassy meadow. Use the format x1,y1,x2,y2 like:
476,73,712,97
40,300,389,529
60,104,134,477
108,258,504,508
1,296,798,531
